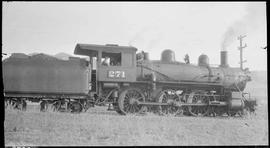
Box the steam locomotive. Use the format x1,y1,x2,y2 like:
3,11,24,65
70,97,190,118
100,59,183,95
3,43,256,116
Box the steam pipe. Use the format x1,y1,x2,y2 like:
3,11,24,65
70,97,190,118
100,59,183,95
206,65,213,82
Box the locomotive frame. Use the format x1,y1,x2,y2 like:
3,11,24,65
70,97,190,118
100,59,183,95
3,43,257,117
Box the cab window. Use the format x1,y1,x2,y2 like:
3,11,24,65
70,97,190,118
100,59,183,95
101,52,121,66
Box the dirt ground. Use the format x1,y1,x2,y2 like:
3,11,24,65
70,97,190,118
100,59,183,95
4,101,268,146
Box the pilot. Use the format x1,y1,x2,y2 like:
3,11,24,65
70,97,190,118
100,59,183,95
102,57,110,66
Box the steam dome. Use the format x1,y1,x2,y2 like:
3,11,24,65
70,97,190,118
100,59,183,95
161,49,175,62
198,54,209,66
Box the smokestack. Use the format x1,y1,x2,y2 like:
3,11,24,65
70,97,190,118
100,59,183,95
220,51,229,68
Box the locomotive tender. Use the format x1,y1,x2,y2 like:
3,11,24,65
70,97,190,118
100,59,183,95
3,53,90,112
3,43,256,116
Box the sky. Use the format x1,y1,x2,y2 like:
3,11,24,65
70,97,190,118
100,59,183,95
2,2,267,71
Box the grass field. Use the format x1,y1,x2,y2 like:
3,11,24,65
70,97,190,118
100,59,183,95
4,102,268,146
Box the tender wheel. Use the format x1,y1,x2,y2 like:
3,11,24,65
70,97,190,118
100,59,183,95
15,99,27,111
52,100,62,112
22,100,27,111
40,100,57,112
158,89,183,116
83,100,94,112
69,101,83,113
5,99,9,109
187,92,210,117
40,100,48,112
40,100,60,112
10,100,17,109
117,87,145,115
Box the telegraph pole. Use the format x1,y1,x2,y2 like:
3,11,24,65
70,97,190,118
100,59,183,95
237,35,247,70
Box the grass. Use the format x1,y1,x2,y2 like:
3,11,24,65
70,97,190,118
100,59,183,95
4,103,268,146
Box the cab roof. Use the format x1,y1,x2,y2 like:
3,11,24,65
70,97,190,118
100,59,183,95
74,43,138,57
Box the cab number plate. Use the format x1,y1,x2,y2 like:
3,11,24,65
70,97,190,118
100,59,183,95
108,71,125,78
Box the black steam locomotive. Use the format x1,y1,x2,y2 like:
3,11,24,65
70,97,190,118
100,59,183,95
3,43,256,117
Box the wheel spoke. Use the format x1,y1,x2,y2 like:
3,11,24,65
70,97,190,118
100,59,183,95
131,105,135,113
134,105,139,112
137,97,143,101
124,104,129,112
124,98,129,104
126,92,132,99
133,92,139,98
124,102,129,110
